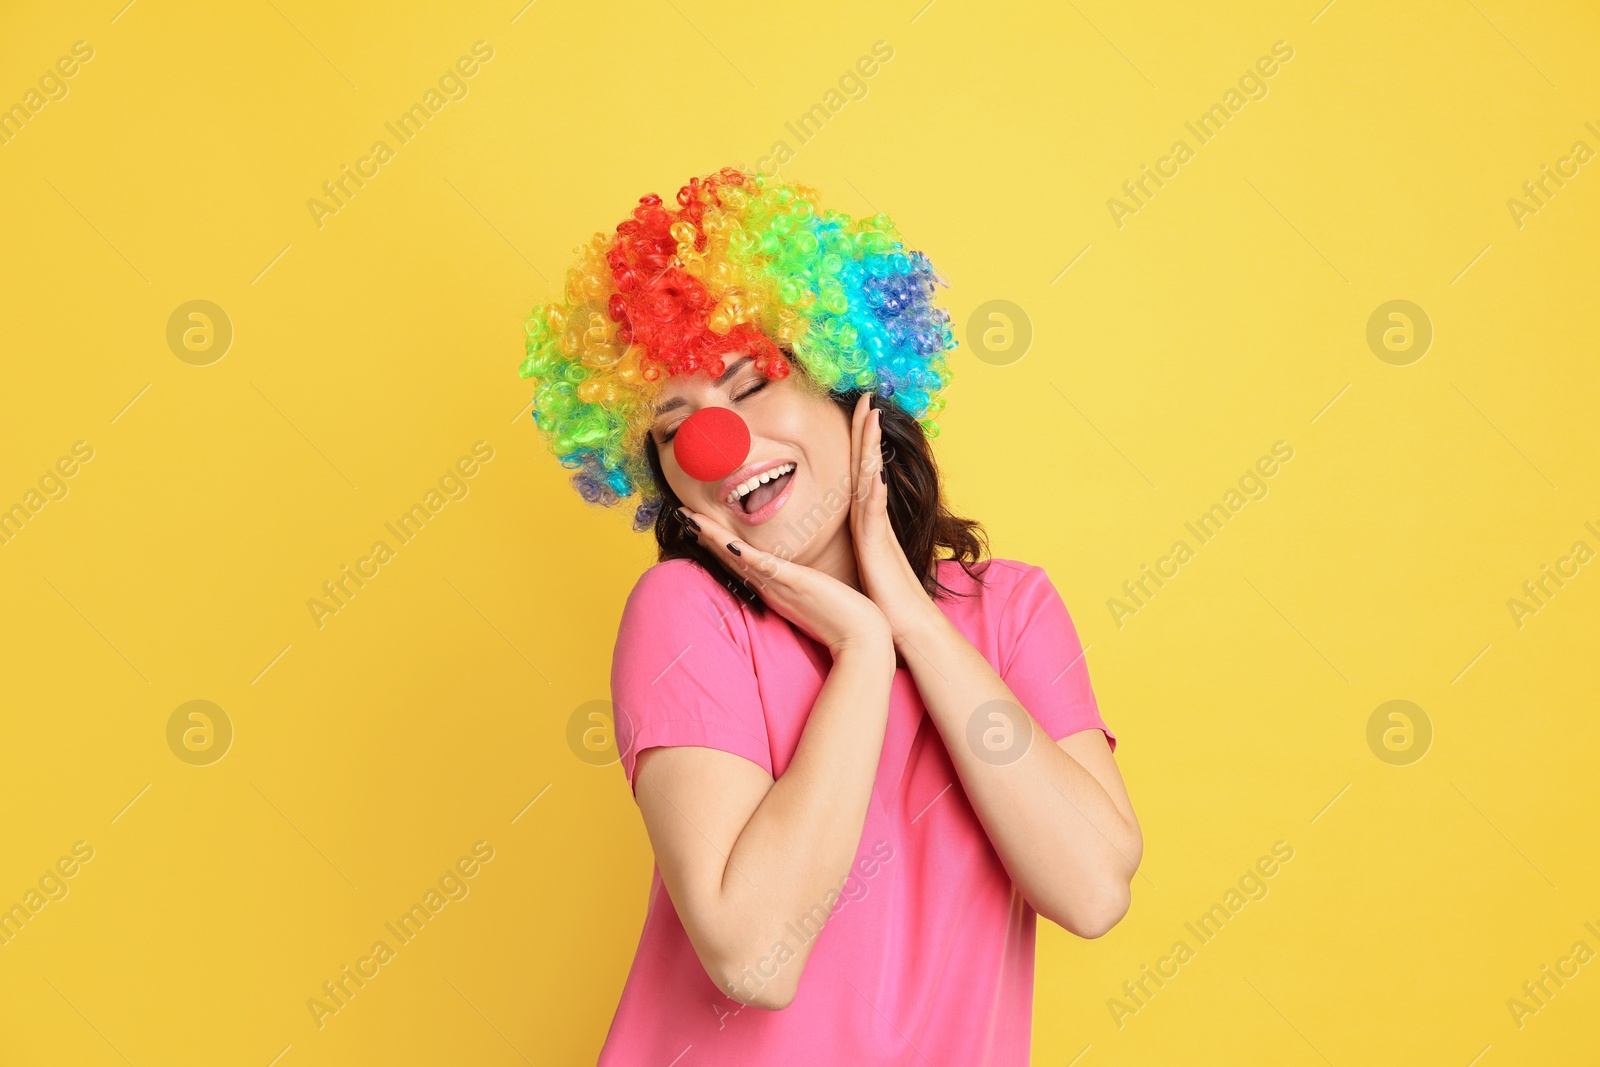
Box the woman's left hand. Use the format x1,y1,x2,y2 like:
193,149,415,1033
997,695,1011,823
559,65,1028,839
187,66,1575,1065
848,393,939,645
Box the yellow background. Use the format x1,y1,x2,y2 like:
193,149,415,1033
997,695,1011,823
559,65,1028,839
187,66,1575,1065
2,0,1596,1063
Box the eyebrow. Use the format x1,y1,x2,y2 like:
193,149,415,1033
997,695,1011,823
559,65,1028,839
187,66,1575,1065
653,355,755,418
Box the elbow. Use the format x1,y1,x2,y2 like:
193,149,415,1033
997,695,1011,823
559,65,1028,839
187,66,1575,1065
730,980,799,1012
1077,881,1133,939
704,953,802,1012
1070,825,1141,938
1044,878,1133,940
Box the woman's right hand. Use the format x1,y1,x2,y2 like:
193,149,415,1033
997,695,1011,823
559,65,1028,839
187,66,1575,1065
673,507,892,658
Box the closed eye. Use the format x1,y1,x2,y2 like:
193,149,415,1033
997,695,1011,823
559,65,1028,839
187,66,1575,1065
660,377,770,445
734,378,770,404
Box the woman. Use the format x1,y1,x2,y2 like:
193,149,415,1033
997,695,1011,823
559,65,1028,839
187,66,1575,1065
519,167,1141,1064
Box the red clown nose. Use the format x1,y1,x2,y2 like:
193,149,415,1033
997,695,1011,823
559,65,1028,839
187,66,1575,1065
672,406,751,484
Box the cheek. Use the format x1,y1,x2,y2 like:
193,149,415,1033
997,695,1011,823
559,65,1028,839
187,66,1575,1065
788,408,855,505
665,461,712,506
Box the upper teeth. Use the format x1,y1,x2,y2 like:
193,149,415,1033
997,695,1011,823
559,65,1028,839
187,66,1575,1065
726,463,795,506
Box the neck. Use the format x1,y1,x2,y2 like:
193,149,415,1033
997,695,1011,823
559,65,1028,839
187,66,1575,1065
806,529,863,593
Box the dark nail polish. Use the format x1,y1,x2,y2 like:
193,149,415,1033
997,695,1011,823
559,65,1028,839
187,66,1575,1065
682,514,701,532
727,542,741,556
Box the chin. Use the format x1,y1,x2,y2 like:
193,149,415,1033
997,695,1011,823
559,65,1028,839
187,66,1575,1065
765,507,838,564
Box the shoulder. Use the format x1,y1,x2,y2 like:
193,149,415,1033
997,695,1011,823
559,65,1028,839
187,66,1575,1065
627,556,732,604
624,557,743,614
930,558,1065,648
616,558,750,644
941,558,1083,648
936,555,1049,605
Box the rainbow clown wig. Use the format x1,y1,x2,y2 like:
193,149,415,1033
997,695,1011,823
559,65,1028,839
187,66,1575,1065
518,167,958,532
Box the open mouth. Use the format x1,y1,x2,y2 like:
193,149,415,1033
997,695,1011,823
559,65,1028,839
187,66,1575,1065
728,463,796,516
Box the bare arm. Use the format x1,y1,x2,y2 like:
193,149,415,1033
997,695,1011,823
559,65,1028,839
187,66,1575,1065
895,606,1141,937
838,396,1139,940
634,633,895,1009
844,392,1140,937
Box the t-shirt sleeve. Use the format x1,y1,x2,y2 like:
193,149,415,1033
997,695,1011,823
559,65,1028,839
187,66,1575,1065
997,564,1117,752
609,560,773,792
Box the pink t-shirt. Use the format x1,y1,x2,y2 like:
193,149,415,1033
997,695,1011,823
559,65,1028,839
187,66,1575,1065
599,556,1116,1065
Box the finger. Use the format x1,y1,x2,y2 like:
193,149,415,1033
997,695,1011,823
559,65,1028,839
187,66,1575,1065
679,507,788,589
859,403,885,499
854,394,877,505
866,405,885,482
850,393,869,504
863,407,888,519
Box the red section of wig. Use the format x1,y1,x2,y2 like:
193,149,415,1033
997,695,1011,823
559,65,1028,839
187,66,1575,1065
603,173,791,385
